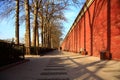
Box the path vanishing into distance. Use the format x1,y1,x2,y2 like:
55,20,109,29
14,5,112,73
0,50,120,80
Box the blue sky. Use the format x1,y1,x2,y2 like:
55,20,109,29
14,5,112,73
62,6,82,38
0,5,82,42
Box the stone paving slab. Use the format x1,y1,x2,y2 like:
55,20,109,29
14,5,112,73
0,50,120,80
61,51,120,80
0,59,29,71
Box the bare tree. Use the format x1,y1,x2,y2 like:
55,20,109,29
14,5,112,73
50,21,63,48
0,0,26,45
38,0,68,48
0,0,19,44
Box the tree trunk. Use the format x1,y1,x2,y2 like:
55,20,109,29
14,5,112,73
24,0,31,55
41,16,44,47
33,0,38,54
41,25,44,47
15,0,19,45
48,22,51,48
36,25,39,47
36,25,39,55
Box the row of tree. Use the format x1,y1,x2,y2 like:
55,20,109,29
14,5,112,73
0,0,84,54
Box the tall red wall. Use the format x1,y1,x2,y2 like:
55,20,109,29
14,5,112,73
61,0,120,60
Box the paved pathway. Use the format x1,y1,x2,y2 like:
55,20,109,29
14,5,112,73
0,50,120,80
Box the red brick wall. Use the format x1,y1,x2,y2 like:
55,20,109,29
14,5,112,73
110,0,120,60
61,0,120,60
